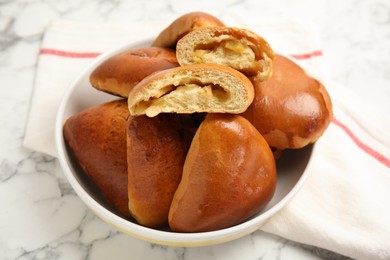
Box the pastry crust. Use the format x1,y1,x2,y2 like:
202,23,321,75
176,26,275,81
241,54,333,149
90,47,178,97
126,114,195,228
169,114,277,232
152,12,224,48
63,99,130,218
127,64,254,117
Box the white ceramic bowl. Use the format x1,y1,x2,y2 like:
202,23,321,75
55,39,317,247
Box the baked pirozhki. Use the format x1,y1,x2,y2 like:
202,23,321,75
62,12,335,234
127,64,255,117
63,99,130,218
90,47,179,97
176,27,275,81
241,54,333,149
169,113,277,232
126,114,195,228
152,12,224,48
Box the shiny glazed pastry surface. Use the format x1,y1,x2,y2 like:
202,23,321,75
90,47,178,97
241,54,333,149
126,114,195,227
63,99,131,218
169,114,277,232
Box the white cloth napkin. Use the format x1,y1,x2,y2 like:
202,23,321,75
23,17,390,260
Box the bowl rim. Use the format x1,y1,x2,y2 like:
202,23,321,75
55,39,319,247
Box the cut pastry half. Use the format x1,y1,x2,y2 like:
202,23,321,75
176,27,275,81
127,64,254,117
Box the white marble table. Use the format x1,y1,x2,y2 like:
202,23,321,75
1,0,389,259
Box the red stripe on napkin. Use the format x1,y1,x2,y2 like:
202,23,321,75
40,48,101,58
332,117,390,168
290,50,323,59
39,48,324,60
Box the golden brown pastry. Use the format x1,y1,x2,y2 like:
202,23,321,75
176,26,275,81
127,64,254,117
126,114,196,228
90,47,179,97
152,12,224,48
241,54,333,149
63,99,130,218
169,113,277,232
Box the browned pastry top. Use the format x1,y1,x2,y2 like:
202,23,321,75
127,114,196,227
169,113,276,232
242,54,333,149
90,47,178,97
63,99,130,218
152,12,224,48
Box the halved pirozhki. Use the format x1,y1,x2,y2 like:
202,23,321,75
176,27,275,81
127,64,254,117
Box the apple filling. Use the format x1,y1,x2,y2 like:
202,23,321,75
192,39,258,72
133,79,230,117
